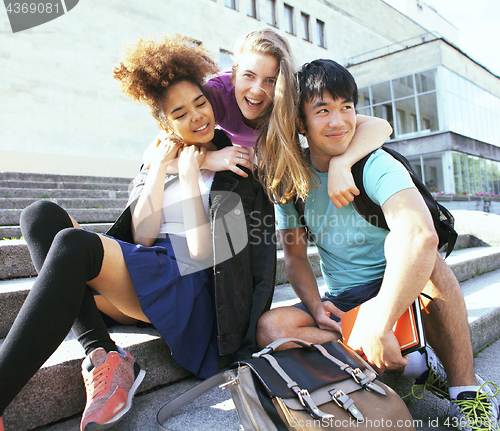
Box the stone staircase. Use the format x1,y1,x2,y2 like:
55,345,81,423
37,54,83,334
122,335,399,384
1,172,500,431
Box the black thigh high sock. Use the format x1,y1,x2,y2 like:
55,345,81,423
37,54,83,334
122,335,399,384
0,206,117,415
20,200,117,355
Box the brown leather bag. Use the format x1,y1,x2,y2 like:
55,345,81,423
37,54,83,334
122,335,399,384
157,338,415,431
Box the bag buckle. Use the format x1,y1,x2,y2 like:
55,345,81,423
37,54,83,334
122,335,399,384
297,389,334,420
345,367,387,396
329,389,364,422
219,377,238,390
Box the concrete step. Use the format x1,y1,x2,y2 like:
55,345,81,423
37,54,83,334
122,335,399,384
274,243,500,286
0,172,132,185
0,222,113,240
0,187,129,200
3,268,500,431
442,246,500,282
0,197,128,210
1,232,499,285
0,179,130,191
1,327,186,431
0,207,123,227
43,338,500,431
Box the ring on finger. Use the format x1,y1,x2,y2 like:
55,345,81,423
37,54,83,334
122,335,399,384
240,152,243,159
237,157,240,164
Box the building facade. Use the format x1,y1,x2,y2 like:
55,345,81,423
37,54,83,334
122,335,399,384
1,0,499,200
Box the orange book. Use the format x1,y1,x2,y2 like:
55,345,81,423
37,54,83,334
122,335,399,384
341,298,426,356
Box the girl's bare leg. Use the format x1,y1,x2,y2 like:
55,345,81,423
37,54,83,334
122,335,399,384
87,234,150,323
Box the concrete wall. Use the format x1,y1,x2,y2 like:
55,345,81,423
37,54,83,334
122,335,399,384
348,39,500,98
386,131,500,162
0,0,462,177
381,0,460,46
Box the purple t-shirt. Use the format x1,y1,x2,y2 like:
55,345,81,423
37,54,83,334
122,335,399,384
203,69,261,148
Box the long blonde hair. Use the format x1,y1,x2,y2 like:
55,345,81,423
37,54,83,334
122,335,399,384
232,29,315,204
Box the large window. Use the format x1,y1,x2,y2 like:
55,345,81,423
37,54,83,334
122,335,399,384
452,152,500,195
441,67,500,147
406,151,500,195
407,153,445,192
266,0,277,27
284,4,294,34
247,0,256,18
301,12,310,41
316,19,325,47
358,69,438,139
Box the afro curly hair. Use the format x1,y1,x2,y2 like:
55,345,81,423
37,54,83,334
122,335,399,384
114,35,219,126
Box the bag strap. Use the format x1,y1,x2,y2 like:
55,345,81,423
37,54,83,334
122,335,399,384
253,337,314,355
156,373,228,431
255,339,385,396
313,344,386,395
259,352,335,420
253,339,387,421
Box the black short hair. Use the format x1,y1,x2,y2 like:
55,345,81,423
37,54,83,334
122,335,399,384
296,59,358,125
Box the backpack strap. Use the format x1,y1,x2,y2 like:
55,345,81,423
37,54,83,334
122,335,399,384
351,151,388,230
351,147,457,257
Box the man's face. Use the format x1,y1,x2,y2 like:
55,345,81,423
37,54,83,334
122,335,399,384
298,90,357,171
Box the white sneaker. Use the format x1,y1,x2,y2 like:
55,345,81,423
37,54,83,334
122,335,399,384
450,375,500,430
405,345,449,400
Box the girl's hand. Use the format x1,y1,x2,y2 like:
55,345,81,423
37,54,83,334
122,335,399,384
178,145,206,176
202,146,253,177
150,131,183,169
327,157,360,208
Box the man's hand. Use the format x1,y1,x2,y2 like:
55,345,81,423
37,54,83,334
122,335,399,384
346,302,408,373
312,300,343,334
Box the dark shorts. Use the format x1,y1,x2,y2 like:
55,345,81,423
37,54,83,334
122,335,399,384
294,278,383,322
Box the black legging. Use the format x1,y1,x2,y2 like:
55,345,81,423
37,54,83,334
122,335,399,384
0,200,117,415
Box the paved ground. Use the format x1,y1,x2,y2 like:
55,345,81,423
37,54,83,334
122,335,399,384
43,337,500,431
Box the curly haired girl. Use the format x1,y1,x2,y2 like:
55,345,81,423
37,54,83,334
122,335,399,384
0,35,275,431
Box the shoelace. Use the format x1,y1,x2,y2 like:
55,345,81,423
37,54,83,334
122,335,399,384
84,361,112,402
403,367,448,400
452,382,500,430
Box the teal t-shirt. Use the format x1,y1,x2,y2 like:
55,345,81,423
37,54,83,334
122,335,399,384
276,150,416,295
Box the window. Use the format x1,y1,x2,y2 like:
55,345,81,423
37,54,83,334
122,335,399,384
451,152,500,195
359,69,438,139
219,49,233,71
284,4,294,34
247,0,256,18
316,19,325,47
266,0,277,27
301,13,310,41
407,153,446,193
225,0,236,10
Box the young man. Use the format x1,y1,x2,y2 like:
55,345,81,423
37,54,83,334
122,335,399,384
257,59,499,431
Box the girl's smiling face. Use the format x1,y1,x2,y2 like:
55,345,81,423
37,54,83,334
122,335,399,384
162,80,215,147
233,52,279,126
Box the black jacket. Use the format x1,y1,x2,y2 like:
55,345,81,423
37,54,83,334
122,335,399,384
106,130,276,358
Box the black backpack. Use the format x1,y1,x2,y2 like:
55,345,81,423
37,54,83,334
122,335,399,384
294,146,457,257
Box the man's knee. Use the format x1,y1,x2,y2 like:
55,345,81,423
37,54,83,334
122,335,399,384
257,306,313,348
424,253,462,300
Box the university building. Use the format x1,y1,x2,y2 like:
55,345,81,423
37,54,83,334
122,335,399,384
2,0,499,203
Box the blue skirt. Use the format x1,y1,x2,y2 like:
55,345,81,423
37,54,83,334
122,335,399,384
113,234,220,379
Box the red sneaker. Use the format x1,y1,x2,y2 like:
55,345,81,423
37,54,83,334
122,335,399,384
80,348,146,430
0,416,4,431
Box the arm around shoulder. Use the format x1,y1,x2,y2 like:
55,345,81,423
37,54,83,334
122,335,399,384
328,115,392,207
